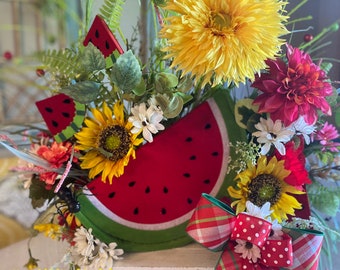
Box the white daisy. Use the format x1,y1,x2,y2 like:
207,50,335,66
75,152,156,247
253,117,294,155
289,116,315,145
129,102,165,143
91,240,124,269
234,239,261,263
245,201,272,220
72,227,95,257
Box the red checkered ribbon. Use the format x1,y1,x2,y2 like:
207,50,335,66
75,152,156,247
186,193,323,270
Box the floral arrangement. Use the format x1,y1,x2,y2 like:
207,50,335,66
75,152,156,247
0,0,340,269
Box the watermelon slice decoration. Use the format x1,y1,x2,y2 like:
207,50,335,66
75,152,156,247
36,93,85,142
83,15,124,59
76,89,246,251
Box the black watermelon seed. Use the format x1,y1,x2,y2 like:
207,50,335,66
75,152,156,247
205,123,211,129
185,137,193,142
145,186,150,193
133,207,139,215
161,208,167,215
187,198,193,204
128,181,136,187
106,41,110,50
189,155,196,160
163,187,168,193
212,151,219,156
108,192,115,198
203,179,211,184
183,173,191,178
52,120,58,127
95,29,99,38
62,112,70,118
63,98,71,104
45,107,53,113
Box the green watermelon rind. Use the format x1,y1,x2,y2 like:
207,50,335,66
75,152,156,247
76,195,193,251
54,101,86,143
76,89,246,251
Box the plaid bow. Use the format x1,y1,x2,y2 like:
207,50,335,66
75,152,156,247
186,193,323,270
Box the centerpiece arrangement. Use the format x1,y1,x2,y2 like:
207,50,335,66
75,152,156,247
1,0,339,269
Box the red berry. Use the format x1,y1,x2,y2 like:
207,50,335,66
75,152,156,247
3,51,13,61
36,68,45,77
304,34,313,42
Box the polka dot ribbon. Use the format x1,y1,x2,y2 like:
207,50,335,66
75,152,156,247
186,193,324,270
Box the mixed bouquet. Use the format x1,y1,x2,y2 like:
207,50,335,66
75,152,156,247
0,0,339,269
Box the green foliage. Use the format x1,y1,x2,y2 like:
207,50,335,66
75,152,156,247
39,48,81,77
61,81,100,104
29,176,55,209
81,43,106,74
110,50,142,93
307,181,340,217
99,0,125,32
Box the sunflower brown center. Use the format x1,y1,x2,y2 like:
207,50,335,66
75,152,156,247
248,174,282,207
98,125,131,161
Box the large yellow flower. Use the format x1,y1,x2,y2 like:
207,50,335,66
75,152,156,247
160,0,288,87
228,155,303,222
75,102,143,183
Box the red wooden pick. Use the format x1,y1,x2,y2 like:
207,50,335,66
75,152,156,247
83,15,124,58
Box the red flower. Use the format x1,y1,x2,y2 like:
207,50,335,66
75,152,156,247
37,141,74,167
274,138,311,189
36,141,76,187
252,44,332,126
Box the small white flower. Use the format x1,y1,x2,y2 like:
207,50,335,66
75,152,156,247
289,116,315,145
245,201,272,220
234,239,261,263
72,227,95,257
253,117,294,155
268,219,283,240
129,102,165,143
91,240,124,269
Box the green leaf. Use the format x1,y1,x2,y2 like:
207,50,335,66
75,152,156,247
155,72,179,93
132,78,146,96
39,48,80,76
61,81,100,104
110,50,142,93
174,91,193,104
177,75,193,93
82,43,106,73
335,105,340,128
29,176,55,209
164,94,183,119
99,0,125,32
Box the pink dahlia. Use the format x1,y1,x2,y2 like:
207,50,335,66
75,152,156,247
314,122,340,152
252,44,333,126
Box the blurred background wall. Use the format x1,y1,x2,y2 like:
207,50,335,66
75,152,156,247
0,0,140,125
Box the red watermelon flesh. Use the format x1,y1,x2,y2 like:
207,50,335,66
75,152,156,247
76,90,246,251
85,97,229,228
36,93,76,135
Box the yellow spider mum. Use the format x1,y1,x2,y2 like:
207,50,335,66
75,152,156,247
160,0,288,87
228,155,303,222
34,223,63,240
75,102,143,183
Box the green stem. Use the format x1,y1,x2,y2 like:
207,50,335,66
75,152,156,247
285,15,313,26
287,0,309,17
300,22,339,50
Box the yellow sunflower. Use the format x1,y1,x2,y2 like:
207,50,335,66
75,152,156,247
227,155,303,222
160,0,288,87
75,102,143,183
